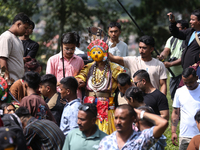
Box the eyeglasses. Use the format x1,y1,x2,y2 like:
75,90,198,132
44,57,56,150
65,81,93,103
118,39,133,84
133,80,142,86
78,105,96,115
64,48,75,51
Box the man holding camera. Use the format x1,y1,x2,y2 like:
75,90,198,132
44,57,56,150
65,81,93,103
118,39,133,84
158,20,189,100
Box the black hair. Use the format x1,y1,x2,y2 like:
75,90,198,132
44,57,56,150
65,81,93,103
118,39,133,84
182,67,196,78
138,106,155,127
138,106,155,114
73,31,80,47
0,103,15,113
60,76,78,94
79,103,97,118
15,107,31,118
192,9,200,21
133,69,150,83
22,71,41,90
176,20,189,29
108,21,121,30
61,32,77,45
117,73,131,86
116,104,137,118
125,86,144,103
139,35,155,47
194,110,200,123
30,20,35,29
40,74,57,91
12,12,31,25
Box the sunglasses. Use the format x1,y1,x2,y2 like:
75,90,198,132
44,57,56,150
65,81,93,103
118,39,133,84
78,105,96,115
133,80,142,86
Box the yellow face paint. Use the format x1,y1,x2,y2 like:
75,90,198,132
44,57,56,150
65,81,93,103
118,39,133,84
90,47,105,62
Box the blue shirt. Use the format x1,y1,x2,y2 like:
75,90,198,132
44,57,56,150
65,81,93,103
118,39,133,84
60,99,81,136
188,31,200,46
98,127,156,150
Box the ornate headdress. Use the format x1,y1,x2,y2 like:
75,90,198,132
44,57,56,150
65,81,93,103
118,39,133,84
87,39,108,61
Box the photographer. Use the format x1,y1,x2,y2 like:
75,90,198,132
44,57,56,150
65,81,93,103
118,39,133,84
157,20,189,100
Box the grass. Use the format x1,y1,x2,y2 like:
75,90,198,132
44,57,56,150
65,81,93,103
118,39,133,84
164,76,179,150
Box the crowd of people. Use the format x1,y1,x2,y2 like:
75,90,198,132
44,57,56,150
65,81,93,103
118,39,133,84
0,8,200,150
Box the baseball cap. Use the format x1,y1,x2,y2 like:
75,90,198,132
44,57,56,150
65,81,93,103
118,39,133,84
0,127,17,150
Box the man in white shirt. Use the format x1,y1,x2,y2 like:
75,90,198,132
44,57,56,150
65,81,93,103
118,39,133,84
108,22,128,71
171,67,200,150
0,13,31,81
109,35,167,95
107,22,128,57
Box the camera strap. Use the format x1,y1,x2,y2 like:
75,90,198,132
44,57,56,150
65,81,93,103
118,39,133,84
170,37,178,51
195,32,200,47
170,37,185,52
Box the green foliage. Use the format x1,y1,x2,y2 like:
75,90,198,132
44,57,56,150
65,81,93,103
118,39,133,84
0,0,39,33
37,0,122,71
164,76,179,150
128,0,200,53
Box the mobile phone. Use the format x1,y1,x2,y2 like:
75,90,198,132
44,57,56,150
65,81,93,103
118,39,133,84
170,14,173,20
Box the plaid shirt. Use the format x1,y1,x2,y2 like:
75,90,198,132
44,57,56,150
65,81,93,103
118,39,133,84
60,99,81,136
98,127,156,150
24,117,65,150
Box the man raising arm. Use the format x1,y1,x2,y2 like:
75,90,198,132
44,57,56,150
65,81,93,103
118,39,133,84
108,35,167,95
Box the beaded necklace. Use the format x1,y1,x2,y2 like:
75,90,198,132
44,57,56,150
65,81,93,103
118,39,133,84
91,61,108,86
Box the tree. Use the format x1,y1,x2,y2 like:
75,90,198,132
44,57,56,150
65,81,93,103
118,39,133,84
37,0,124,60
39,0,92,55
0,0,39,33
128,0,200,53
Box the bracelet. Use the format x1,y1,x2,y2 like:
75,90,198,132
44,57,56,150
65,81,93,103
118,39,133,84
140,110,145,120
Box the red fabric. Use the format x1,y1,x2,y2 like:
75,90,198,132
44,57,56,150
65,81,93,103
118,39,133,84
83,96,95,104
84,96,109,122
96,100,108,122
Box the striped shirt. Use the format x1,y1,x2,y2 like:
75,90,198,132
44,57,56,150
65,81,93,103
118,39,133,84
24,117,65,150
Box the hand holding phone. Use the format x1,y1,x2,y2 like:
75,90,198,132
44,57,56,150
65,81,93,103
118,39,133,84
170,14,173,20
167,12,175,23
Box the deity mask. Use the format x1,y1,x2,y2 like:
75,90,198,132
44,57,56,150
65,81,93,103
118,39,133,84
87,39,108,62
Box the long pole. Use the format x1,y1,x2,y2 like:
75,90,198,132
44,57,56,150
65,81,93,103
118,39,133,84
117,0,175,77
61,43,65,78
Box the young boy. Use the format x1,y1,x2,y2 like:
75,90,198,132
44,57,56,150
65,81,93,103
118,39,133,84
46,32,84,99
19,20,39,58
20,71,55,122
39,74,65,126
59,76,81,136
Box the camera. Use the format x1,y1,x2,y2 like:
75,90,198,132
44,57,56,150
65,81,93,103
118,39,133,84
168,57,177,62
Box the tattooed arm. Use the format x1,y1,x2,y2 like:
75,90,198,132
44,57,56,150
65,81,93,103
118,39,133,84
134,109,168,139
171,107,180,146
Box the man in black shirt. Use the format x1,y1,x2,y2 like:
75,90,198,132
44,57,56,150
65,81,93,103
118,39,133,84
133,69,169,120
19,20,39,58
168,9,200,69
39,74,65,126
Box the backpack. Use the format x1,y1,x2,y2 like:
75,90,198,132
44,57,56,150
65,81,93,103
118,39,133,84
36,104,47,120
170,37,186,52
1,114,27,150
